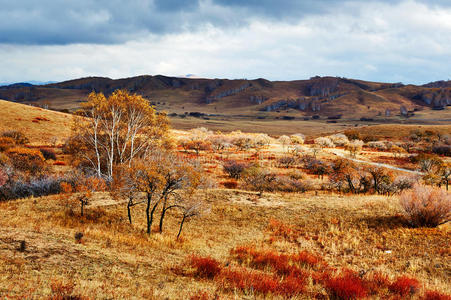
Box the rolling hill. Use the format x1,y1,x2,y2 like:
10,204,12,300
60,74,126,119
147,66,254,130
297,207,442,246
0,75,450,123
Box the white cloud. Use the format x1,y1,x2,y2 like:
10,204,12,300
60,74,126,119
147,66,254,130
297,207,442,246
1,0,450,84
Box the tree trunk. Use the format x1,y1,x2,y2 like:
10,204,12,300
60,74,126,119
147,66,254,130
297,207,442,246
159,201,167,233
127,200,132,224
177,216,187,240
146,194,151,234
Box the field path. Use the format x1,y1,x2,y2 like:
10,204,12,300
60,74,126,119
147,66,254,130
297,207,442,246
326,148,424,175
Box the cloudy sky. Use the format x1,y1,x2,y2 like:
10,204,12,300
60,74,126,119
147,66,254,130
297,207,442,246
1,0,451,84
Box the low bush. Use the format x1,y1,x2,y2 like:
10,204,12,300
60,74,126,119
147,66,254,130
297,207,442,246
0,176,64,201
39,148,57,160
400,184,451,227
189,255,222,279
5,147,45,175
223,160,248,179
325,270,368,299
421,290,451,300
0,137,15,151
217,267,305,297
432,144,451,157
241,166,276,195
277,156,297,168
1,130,29,145
389,275,420,296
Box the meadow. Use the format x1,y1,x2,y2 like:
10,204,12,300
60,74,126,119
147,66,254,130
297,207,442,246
0,96,449,299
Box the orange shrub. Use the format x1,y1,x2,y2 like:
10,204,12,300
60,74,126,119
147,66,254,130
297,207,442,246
0,137,15,151
6,147,45,174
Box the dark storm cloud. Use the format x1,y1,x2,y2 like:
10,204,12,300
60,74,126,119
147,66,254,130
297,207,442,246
0,0,450,45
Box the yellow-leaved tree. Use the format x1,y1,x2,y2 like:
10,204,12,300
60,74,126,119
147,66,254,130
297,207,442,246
67,89,170,181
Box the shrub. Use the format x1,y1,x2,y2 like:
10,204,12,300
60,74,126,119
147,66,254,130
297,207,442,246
0,137,15,151
290,133,305,145
389,275,420,296
345,139,364,157
254,133,273,148
432,144,451,156
39,148,57,160
223,160,248,179
329,134,349,146
367,141,388,150
325,270,368,299
421,290,451,300
242,166,276,195
273,176,313,193
6,147,45,175
217,267,305,296
189,255,222,279
400,184,451,227
1,130,29,145
231,134,255,150
277,156,297,168
0,176,63,201
314,137,335,148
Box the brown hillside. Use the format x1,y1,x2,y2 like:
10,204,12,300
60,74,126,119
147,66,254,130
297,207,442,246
0,75,450,121
0,99,72,145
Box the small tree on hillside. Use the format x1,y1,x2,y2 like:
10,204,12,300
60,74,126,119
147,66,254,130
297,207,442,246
70,90,169,181
128,154,165,234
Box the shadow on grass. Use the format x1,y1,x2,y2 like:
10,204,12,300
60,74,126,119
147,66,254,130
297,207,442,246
358,215,408,230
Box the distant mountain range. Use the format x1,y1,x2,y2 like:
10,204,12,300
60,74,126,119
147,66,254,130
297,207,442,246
0,81,57,87
0,75,449,120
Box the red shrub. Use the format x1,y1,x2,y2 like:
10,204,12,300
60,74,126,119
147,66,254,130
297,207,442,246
325,270,368,299
389,275,420,296
230,246,314,278
53,161,66,166
293,250,321,267
217,267,278,295
278,274,306,296
421,290,451,300
189,255,222,279
217,267,304,296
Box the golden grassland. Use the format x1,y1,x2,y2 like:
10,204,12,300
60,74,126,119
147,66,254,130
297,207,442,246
0,101,450,299
0,100,72,145
0,190,449,299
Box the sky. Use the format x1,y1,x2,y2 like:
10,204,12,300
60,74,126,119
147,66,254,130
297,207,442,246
1,0,451,85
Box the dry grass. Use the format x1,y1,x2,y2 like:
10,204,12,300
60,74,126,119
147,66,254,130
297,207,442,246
0,100,72,145
0,190,449,298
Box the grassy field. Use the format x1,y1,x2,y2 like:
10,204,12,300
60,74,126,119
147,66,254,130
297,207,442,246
1,190,449,299
0,100,449,299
